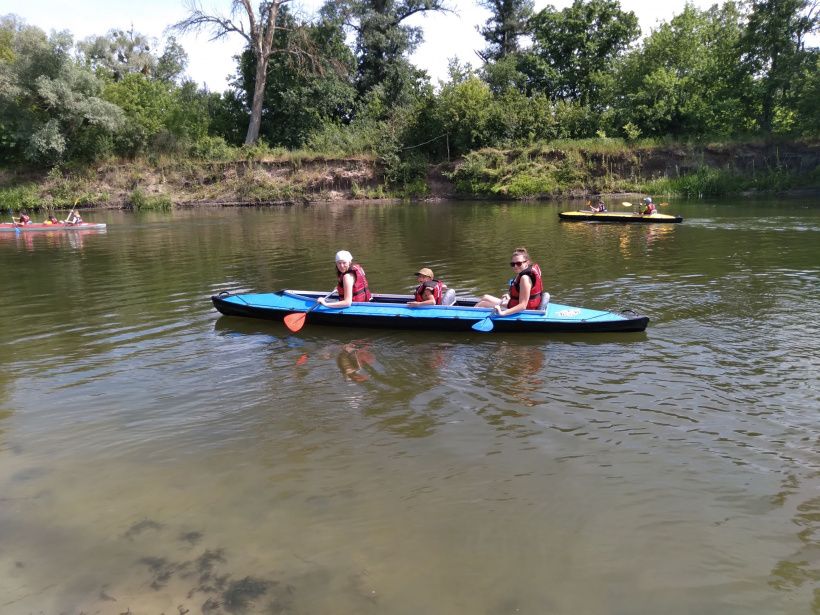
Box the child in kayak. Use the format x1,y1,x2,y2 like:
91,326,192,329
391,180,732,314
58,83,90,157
641,197,657,215
408,268,448,306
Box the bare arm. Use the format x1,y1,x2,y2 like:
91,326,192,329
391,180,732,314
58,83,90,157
319,273,353,308
408,288,436,307
495,276,531,317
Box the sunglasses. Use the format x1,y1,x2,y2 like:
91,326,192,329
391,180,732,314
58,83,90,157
510,260,527,267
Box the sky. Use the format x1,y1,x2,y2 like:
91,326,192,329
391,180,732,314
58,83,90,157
7,0,734,91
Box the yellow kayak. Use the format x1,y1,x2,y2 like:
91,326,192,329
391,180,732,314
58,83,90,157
559,211,683,223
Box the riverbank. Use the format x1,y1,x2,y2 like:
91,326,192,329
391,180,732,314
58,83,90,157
1,139,817,211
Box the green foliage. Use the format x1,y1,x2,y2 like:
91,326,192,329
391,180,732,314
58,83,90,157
644,162,814,197
103,74,210,156
433,76,494,155
232,6,357,149
0,17,124,165
527,0,640,105
478,0,534,62
78,28,156,80
0,184,40,212
189,135,234,160
610,3,749,138
129,188,173,210
343,0,446,108
738,0,819,132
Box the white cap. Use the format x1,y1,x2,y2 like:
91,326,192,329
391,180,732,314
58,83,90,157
335,250,353,263
643,197,653,203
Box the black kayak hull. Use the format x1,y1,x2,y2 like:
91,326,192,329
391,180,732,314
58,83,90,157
212,290,649,333
559,211,683,223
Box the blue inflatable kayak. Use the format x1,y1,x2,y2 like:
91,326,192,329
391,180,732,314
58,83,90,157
212,290,649,333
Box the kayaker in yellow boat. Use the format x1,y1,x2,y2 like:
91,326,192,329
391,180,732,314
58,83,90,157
641,197,657,215
588,197,607,213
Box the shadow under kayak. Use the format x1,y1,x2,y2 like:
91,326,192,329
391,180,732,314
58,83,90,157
212,290,649,333
559,211,683,223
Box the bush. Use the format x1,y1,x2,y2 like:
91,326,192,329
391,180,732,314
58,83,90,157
129,188,173,210
0,184,41,213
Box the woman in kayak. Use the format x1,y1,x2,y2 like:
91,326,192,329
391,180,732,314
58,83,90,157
318,250,372,308
588,197,607,213
641,197,657,215
475,247,545,316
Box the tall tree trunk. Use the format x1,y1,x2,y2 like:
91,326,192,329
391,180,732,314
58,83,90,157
246,55,269,144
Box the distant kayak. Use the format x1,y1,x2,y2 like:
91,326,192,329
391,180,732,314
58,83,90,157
0,222,107,232
213,290,649,333
559,211,683,223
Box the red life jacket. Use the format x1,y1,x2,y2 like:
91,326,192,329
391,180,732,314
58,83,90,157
508,263,543,309
414,280,444,304
337,263,371,302
644,203,656,214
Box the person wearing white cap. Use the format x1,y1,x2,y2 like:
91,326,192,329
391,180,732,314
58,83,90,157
318,250,372,308
641,196,657,215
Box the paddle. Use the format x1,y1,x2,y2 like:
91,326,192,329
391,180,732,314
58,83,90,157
472,311,495,332
283,290,333,332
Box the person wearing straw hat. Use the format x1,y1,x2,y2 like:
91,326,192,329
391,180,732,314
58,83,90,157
408,267,448,306
318,250,372,308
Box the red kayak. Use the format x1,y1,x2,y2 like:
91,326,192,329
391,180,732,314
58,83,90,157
0,222,107,233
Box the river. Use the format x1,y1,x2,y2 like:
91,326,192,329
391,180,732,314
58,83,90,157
1,198,818,614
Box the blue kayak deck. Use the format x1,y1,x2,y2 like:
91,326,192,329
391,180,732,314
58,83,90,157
212,290,649,333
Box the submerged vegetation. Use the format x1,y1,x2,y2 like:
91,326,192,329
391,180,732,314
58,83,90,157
1,0,818,207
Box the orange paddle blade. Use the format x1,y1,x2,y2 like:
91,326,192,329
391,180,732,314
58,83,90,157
284,312,307,332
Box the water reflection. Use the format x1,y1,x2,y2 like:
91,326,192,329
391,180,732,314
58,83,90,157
335,341,375,383
0,228,107,252
1,202,819,614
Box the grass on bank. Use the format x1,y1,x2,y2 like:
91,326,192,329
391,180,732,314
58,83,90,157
1,137,817,210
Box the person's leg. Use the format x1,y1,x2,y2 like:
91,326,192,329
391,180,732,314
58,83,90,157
475,295,502,308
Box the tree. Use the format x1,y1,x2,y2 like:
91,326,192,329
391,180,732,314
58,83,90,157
78,28,156,80
527,0,639,106
78,29,189,83
477,0,533,62
0,17,123,164
232,4,357,147
610,2,748,137
336,0,450,107
173,0,301,144
738,0,819,131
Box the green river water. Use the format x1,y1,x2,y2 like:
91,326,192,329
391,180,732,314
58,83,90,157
0,198,818,614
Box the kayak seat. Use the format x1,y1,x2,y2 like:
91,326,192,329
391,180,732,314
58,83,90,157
442,288,457,306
